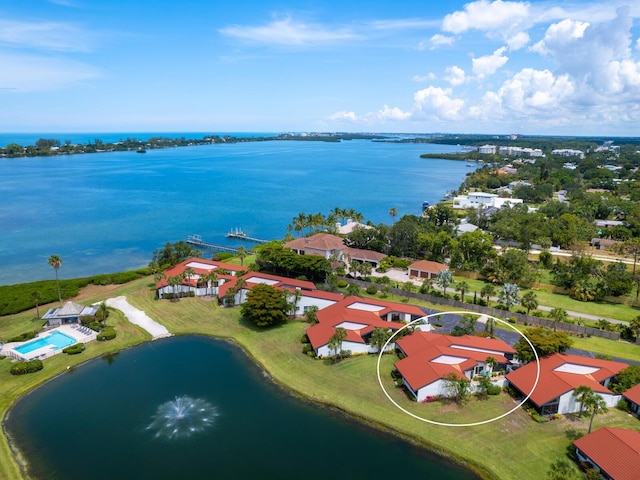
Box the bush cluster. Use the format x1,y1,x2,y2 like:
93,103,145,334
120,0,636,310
8,331,37,343
10,359,44,375
63,343,84,355
97,327,116,341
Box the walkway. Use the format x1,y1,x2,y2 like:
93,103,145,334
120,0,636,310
105,296,171,339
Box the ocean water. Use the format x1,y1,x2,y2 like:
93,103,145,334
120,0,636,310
0,139,468,285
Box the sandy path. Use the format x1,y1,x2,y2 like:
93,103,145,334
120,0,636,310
105,296,171,339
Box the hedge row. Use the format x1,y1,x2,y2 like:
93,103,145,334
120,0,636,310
10,359,44,375
63,343,84,355
7,330,37,343
0,268,150,316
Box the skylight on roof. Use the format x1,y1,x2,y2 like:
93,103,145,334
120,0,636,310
346,302,384,312
246,277,279,285
185,261,215,270
554,364,599,375
431,355,466,365
335,321,367,331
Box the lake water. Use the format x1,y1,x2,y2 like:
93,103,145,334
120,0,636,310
0,138,468,285
5,336,477,480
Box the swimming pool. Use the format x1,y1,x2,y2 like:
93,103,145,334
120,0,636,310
14,331,77,355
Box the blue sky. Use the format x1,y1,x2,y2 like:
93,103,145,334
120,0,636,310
1,0,639,135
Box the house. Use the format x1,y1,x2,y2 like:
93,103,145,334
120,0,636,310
574,427,640,480
218,271,343,312
306,296,428,357
478,145,496,154
156,257,246,299
505,353,628,415
552,148,585,159
285,232,387,269
395,332,516,402
407,260,449,279
452,191,523,210
623,383,640,415
42,301,99,327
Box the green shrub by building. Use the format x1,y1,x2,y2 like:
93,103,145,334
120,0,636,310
63,343,84,355
7,331,37,343
97,327,116,341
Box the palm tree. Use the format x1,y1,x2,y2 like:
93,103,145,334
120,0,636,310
168,275,182,301
436,269,454,296
498,283,520,311
358,261,372,279
484,356,498,373
456,281,470,302
521,291,539,315
584,392,608,433
629,315,640,340
573,385,593,418
48,254,63,305
480,284,496,305
182,267,195,296
549,307,569,331
236,246,248,266
370,327,391,353
235,277,248,304
98,301,108,327
288,289,302,318
31,291,42,320
328,327,348,363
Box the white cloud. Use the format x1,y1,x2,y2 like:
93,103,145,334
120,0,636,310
490,68,575,112
0,53,99,92
413,73,436,82
472,47,509,77
445,65,467,85
328,111,359,122
220,17,359,46
442,0,530,35
377,105,412,120
530,18,589,55
0,19,93,52
427,33,455,49
506,31,530,50
413,86,464,120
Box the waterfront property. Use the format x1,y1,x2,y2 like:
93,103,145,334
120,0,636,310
1,325,96,361
452,191,523,210
574,427,640,480
306,296,428,357
156,257,246,299
284,232,388,269
506,353,628,416
623,383,640,415
42,301,99,327
395,332,515,402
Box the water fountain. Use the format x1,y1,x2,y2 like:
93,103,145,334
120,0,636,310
146,395,218,440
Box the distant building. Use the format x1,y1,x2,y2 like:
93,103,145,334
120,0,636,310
42,301,99,327
552,149,585,159
478,144,496,154
453,192,523,210
407,260,449,279
498,146,544,157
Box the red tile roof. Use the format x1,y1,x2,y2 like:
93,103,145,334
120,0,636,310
574,428,640,480
216,271,317,299
395,332,515,391
408,260,448,273
284,233,345,252
623,383,640,406
505,353,628,407
344,247,387,263
155,257,246,288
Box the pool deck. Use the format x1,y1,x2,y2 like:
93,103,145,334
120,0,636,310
1,325,97,361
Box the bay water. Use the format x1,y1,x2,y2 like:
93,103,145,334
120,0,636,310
0,138,468,285
5,336,478,479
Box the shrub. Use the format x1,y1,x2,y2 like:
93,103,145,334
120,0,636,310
337,279,348,288
8,331,37,343
487,384,502,395
212,252,234,261
80,315,97,325
63,343,84,355
302,344,314,355
617,399,630,412
97,327,116,341
10,359,44,375
300,333,309,344
88,321,102,332
365,285,378,295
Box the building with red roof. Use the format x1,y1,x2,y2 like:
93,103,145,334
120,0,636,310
284,233,387,269
395,331,516,401
306,296,427,358
574,427,640,480
506,353,628,415
407,260,449,280
217,271,344,313
623,383,640,416
156,257,246,299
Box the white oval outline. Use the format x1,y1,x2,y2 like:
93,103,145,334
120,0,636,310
376,311,540,427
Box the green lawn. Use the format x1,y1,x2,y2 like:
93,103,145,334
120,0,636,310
1,277,638,480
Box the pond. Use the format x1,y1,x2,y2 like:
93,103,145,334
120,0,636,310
5,336,478,479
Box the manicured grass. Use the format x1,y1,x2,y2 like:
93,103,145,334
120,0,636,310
1,277,638,480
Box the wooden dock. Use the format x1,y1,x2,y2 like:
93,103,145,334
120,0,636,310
225,228,269,244
186,234,238,253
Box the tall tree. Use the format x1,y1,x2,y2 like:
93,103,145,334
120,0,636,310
498,283,520,311
480,284,495,305
236,246,248,266
328,327,348,362
235,277,248,304
514,327,573,363
573,385,593,418
456,281,470,302
521,290,539,315
369,327,391,353
167,275,182,300
584,392,608,433
48,255,63,305
31,291,42,320
549,307,569,331
436,269,454,296
241,283,288,327
182,267,195,296
98,301,109,327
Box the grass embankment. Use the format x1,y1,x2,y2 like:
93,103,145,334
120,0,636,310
0,279,153,480
121,284,635,480
1,277,637,480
